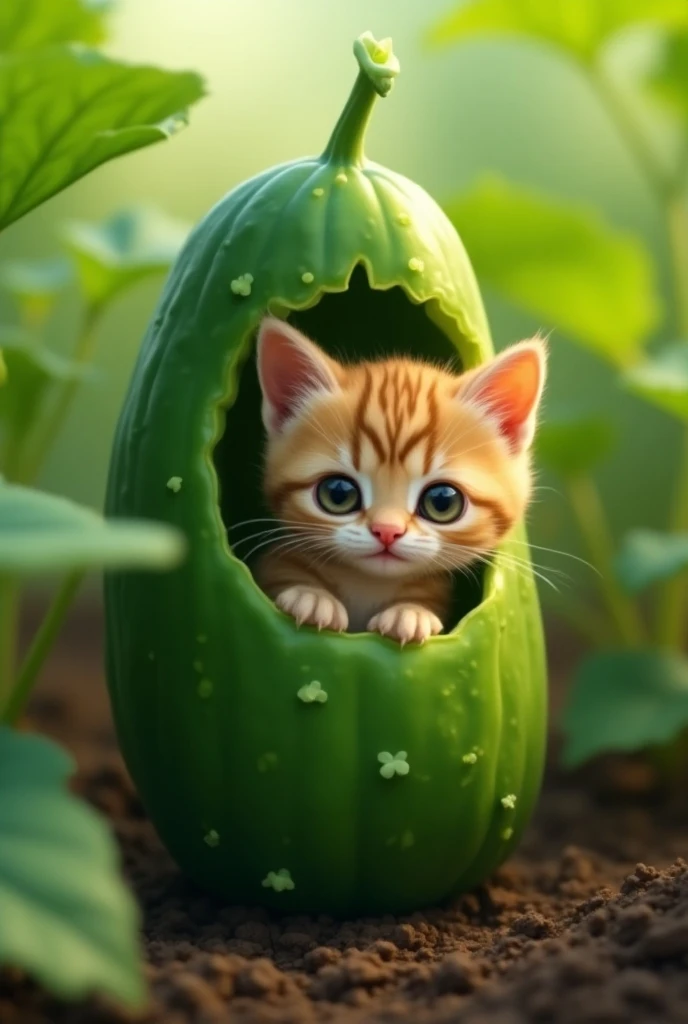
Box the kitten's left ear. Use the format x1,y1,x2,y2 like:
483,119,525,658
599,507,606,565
459,339,547,453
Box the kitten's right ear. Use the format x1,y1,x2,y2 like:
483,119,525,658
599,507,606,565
256,317,341,435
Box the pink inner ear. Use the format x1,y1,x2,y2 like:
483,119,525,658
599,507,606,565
467,346,543,449
257,319,338,433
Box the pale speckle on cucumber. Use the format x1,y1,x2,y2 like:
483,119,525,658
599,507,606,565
262,868,294,892
335,172,348,185
301,271,315,284
166,476,182,493
203,829,220,848
230,272,254,296
501,794,517,810
312,187,325,197
407,257,425,272
397,212,410,226
462,752,478,765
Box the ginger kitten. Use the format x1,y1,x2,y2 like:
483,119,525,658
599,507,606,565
252,317,546,644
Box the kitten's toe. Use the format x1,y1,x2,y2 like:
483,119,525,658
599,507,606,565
368,605,443,645
314,594,348,633
416,610,443,643
276,586,348,633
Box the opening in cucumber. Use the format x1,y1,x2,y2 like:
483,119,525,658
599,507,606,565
213,265,485,631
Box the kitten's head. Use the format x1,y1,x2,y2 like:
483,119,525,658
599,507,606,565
255,318,546,580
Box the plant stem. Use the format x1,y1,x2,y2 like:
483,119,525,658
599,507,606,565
19,303,103,484
0,576,19,715
2,572,84,725
588,63,672,200
655,195,688,649
567,475,646,646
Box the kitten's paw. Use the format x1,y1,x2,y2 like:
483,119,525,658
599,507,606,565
368,604,443,646
276,586,348,633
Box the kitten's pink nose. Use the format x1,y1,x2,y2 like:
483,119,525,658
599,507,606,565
370,523,406,549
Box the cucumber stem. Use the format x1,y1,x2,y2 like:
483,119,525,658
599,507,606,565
322,32,400,168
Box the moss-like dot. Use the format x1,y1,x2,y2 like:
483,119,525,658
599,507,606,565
204,829,220,848
335,172,348,185
230,272,254,297
462,752,477,765
262,868,294,892
397,212,410,226
501,827,514,841
408,257,425,273
301,271,315,284
297,680,328,704
312,187,325,197
166,476,182,493
501,794,517,810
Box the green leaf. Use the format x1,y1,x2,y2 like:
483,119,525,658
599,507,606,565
647,30,688,122
536,416,616,477
0,0,109,52
425,0,688,64
615,529,688,593
623,341,688,420
0,47,206,231
0,258,73,327
0,726,144,1006
0,482,185,575
63,206,190,306
446,177,661,365
0,328,91,440
561,649,688,766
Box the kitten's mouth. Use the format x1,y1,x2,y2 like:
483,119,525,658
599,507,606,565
366,550,406,562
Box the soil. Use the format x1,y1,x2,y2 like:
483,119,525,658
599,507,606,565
3,605,688,1024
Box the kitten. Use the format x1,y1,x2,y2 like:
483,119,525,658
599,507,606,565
252,317,546,644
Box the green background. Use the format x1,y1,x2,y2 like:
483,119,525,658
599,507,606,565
0,0,676,567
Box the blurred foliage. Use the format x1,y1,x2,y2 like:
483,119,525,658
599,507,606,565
447,178,660,365
63,206,191,306
430,0,688,773
0,726,144,1007
615,529,688,593
0,0,200,1009
536,417,616,478
426,0,688,63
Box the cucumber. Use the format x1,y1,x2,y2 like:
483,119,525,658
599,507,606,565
104,32,546,915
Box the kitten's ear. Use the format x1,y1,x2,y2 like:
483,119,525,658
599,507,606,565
459,339,547,452
256,317,342,435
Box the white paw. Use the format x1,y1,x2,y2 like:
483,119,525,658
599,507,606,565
367,604,443,646
276,586,348,633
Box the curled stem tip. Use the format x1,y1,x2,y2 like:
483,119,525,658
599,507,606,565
322,31,400,167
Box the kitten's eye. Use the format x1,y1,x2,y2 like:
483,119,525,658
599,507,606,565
418,483,465,524
316,475,362,515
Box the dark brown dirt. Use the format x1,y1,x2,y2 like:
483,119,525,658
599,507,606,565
3,604,688,1024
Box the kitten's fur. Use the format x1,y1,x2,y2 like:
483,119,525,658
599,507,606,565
253,317,546,644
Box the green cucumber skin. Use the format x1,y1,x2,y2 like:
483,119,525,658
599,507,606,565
104,155,547,915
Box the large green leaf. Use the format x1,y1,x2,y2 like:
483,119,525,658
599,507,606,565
0,47,205,231
0,726,144,1006
648,30,688,122
425,0,688,64
0,258,73,326
561,649,688,766
536,416,616,477
0,483,185,575
0,0,109,53
623,341,688,419
446,177,661,365
0,328,91,441
615,529,688,593
63,206,190,306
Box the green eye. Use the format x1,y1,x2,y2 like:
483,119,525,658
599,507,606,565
418,483,465,524
316,475,362,515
